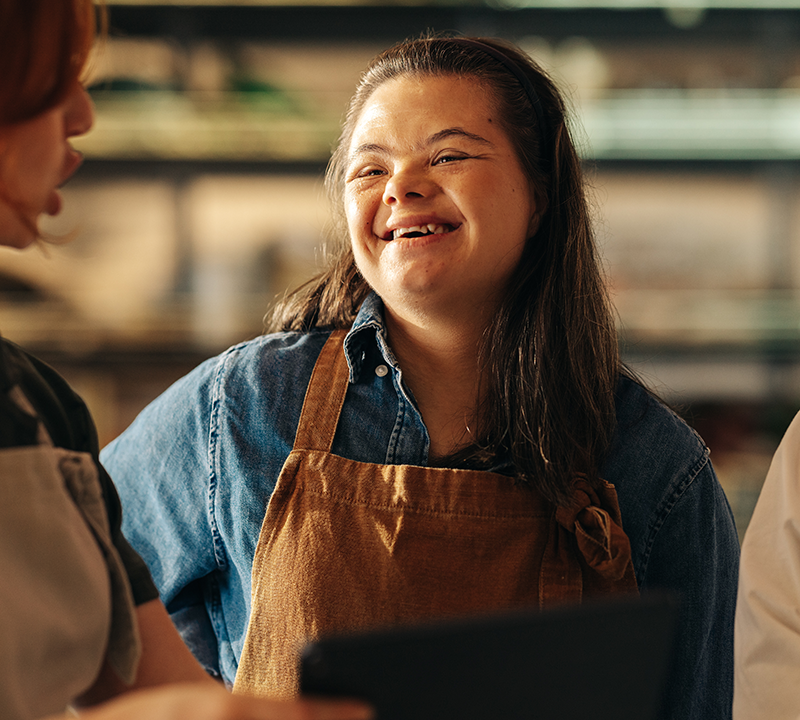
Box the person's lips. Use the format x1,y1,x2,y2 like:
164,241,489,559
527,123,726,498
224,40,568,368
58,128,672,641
60,148,84,186
46,149,84,217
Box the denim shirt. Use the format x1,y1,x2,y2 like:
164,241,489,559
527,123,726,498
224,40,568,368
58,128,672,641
101,292,739,719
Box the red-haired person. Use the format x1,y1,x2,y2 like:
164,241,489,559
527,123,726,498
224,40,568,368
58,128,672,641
0,2,371,720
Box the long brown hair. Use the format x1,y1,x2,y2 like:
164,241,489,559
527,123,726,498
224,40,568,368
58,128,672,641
271,35,620,506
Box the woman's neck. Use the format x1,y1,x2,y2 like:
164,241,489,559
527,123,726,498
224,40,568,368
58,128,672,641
384,307,488,460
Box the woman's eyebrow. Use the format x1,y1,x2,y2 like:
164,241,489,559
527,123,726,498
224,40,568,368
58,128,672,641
348,127,492,164
428,127,493,146
349,142,387,159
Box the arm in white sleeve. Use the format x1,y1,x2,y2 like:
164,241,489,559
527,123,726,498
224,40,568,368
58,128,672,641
735,410,800,720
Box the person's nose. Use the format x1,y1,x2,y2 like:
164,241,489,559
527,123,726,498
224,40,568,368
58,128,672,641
382,166,435,206
64,82,95,139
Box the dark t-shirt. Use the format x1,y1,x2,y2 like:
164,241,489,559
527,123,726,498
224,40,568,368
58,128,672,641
0,337,157,605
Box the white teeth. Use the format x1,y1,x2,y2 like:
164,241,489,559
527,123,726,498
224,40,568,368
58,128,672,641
392,224,450,240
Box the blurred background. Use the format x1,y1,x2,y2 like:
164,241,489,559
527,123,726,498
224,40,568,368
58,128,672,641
3,0,800,540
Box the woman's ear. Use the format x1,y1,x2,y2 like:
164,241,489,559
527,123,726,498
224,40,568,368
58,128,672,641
527,185,547,237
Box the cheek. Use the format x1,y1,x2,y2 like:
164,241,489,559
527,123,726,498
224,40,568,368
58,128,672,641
0,143,22,197
496,185,536,241
345,193,378,242
2,149,53,211
343,192,361,234
344,198,370,272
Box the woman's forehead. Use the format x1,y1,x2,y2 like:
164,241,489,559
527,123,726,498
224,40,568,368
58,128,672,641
350,75,500,142
364,72,495,108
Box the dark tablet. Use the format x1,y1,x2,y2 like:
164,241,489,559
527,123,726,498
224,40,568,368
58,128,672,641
300,593,678,720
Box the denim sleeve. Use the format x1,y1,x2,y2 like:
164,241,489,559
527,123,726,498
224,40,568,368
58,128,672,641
101,356,223,675
641,457,740,720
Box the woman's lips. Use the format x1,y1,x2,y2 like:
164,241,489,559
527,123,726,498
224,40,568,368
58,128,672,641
61,148,84,185
46,149,84,217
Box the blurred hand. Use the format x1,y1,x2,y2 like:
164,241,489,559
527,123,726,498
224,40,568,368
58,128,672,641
52,683,373,720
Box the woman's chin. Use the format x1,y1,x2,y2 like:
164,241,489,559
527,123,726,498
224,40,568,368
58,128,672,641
46,189,63,217
0,216,38,249
0,233,36,249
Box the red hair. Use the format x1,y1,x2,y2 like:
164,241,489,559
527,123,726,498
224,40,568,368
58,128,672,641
0,0,97,126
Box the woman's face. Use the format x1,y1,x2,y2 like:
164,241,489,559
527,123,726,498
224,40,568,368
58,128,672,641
344,74,540,322
0,80,94,248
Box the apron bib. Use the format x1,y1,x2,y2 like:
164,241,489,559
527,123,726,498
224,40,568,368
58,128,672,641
0,387,140,720
234,331,637,698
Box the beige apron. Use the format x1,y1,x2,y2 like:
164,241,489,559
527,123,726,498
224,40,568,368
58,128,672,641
234,330,637,698
0,386,140,720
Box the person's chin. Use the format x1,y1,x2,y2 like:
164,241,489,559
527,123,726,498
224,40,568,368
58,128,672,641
0,235,36,250
0,218,38,249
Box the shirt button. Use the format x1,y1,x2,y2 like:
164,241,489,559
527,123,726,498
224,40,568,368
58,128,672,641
375,364,389,378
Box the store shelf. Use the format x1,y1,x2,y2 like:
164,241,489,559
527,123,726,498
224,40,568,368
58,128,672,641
583,91,800,161
75,89,800,163
100,3,800,45
616,289,800,345
79,91,340,161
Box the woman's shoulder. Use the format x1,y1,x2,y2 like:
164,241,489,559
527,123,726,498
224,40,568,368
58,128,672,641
226,328,332,366
605,373,736,586
0,336,94,451
610,373,709,471
121,329,335,435
207,328,333,390
102,329,336,479
0,337,71,397
604,373,714,508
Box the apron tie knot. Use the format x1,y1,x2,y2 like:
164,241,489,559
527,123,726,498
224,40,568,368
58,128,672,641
554,477,633,582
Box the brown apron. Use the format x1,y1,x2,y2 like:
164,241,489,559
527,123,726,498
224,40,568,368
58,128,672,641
233,330,637,698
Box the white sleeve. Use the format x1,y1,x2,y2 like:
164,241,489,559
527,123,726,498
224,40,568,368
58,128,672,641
735,410,800,720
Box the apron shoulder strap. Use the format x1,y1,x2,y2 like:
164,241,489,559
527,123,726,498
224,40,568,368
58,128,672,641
292,330,349,453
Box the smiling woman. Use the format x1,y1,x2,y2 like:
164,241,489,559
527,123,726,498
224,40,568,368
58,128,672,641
102,35,740,720
342,74,539,457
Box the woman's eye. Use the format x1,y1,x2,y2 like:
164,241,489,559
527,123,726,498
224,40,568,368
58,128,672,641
355,167,384,178
434,154,467,165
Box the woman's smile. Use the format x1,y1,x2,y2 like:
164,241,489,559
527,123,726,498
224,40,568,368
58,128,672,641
383,222,457,242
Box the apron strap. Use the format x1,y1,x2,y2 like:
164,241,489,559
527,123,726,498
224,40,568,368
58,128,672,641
292,330,349,453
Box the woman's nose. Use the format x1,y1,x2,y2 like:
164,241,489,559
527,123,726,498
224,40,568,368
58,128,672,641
64,82,95,138
382,167,434,205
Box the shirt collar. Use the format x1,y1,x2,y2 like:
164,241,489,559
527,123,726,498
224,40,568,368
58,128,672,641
343,292,399,383
341,292,514,474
